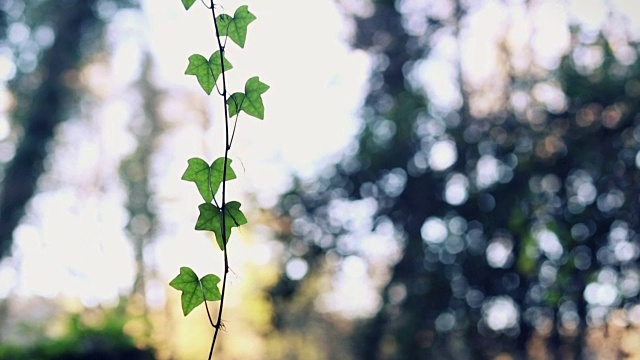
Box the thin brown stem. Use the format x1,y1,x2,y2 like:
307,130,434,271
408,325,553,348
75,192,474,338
200,282,215,328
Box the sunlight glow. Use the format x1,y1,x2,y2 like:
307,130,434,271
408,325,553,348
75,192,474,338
421,217,448,244
0,54,16,81
316,255,380,318
285,258,308,281
535,229,563,261
482,296,519,332
486,235,513,268
584,282,618,307
444,173,469,206
0,259,17,298
428,139,457,171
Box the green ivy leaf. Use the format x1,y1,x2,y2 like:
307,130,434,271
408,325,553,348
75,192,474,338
195,203,218,232
182,157,237,202
209,51,233,86
169,267,221,316
181,158,213,203
227,77,269,119
210,157,237,196
242,76,270,119
181,0,196,10
227,92,244,118
216,5,256,48
185,52,233,95
200,274,222,301
216,14,233,38
195,201,248,250
185,54,214,95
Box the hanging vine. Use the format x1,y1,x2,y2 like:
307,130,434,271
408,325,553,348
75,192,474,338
168,1,269,358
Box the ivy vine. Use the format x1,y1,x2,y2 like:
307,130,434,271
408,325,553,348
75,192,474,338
169,0,268,357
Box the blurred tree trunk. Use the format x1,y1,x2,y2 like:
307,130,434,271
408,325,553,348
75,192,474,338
0,0,99,260
347,2,451,358
119,54,163,341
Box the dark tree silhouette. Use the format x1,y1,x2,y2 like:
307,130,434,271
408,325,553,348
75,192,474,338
0,0,134,260
270,1,640,358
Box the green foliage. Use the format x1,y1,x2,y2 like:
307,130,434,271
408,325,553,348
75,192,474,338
516,234,536,277
181,157,237,203
184,52,233,95
182,157,213,203
195,201,248,250
181,0,196,10
0,311,155,359
169,267,222,316
227,76,270,119
210,157,237,195
216,5,256,48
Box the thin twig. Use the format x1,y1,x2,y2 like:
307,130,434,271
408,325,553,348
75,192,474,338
200,282,216,328
228,96,245,148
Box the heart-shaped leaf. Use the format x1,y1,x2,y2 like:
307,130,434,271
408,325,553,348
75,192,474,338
195,201,248,250
227,77,269,119
169,267,221,316
181,157,213,203
216,6,256,48
185,52,233,95
182,157,237,202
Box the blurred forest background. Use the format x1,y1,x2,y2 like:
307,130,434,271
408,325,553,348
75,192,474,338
1,0,640,359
